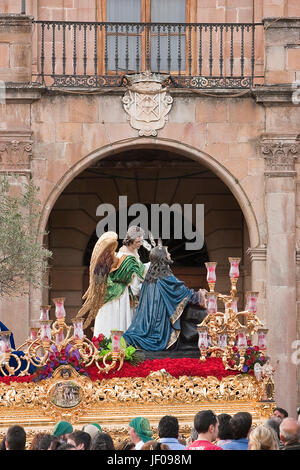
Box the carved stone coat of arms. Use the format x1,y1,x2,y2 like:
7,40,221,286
122,72,173,137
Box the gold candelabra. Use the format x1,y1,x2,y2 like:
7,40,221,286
0,299,125,377
198,258,268,372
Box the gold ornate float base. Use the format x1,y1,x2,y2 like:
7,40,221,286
0,366,275,446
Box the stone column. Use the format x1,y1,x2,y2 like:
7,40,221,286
0,14,33,83
260,133,299,417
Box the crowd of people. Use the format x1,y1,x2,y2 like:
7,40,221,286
1,407,300,451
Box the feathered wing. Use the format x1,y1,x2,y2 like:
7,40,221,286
76,232,118,330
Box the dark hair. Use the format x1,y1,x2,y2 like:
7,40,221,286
274,407,288,418
29,433,48,450
6,425,26,451
56,442,76,450
68,431,91,450
194,410,217,434
217,414,233,440
0,437,6,450
90,432,115,450
145,246,173,283
158,415,179,439
35,434,60,450
230,412,252,440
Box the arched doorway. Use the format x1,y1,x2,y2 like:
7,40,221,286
46,146,253,322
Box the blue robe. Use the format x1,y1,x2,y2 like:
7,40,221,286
123,275,197,351
0,321,36,376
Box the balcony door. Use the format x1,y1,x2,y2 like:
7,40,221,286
96,0,195,75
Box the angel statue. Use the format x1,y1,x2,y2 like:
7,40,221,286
76,226,150,338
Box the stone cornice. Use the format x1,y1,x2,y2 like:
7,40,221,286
3,83,45,103
252,85,299,106
246,247,267,262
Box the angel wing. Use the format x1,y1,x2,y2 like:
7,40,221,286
76,231,118,329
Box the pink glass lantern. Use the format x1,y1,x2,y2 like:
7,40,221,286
53,298,66,320
40,305,51,321
246,291,259,313
229,257,240,279
111,330,123,352
205,262,217,286
56,329,65,345
0,331,11,353
40,321,52,343
231,298,239,314
198,328,208,349
257,328,268,350
30,328,39,342
237,330,247,348
73,319,84,341
206,293,218,315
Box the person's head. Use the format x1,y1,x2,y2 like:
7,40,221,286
82,423,102,441
90,432,115,450
190,427,198,442
29,433,48,450
5,425,26,450
265,417,281,441
123,226,144,250
115,439,136,450
35,434,60,450
217,414,233,441
279,418,300,445
52,420,73,442
193,410,219,442
145,246,173,283
141,440,170,450
158,415,180,439
128,417,153,445
56,442,76,450
272,407,288,421
248,425,279,450
230,412,252,440
67,431,91,450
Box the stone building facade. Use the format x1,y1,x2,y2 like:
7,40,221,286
0,0,300,416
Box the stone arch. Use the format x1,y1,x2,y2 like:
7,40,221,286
39,137,260,249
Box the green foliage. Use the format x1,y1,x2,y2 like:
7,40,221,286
0,174,52,296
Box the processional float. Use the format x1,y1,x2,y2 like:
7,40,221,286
0,257,276,446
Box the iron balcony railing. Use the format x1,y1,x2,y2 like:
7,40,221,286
33,21,263,89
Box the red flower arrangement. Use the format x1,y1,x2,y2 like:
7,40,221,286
85,357,240,382
227,340,267,375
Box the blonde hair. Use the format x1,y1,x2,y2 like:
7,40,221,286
248,425,279,450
